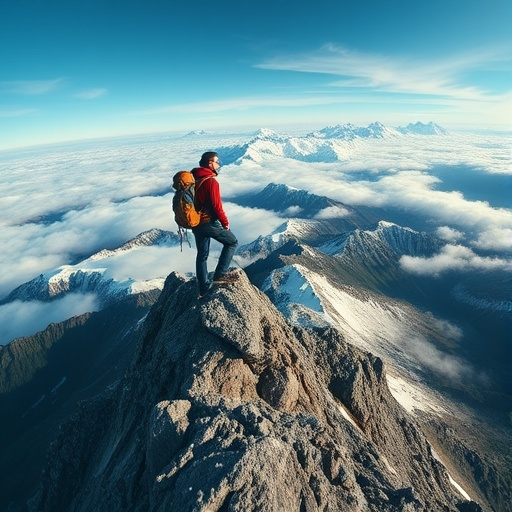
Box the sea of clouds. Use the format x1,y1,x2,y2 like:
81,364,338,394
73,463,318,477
0,128,510,344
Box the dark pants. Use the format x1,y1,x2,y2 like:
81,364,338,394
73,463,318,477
192,220,238,294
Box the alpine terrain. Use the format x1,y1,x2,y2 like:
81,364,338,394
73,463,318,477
1,123,510,511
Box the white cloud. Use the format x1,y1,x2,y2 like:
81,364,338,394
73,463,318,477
400,244,511,276
406,335,476,381
0,78,64,95
75,88,107,99
0,293,99,345
430,317,464,342
0,108,37,118
282,206,303,217
252,44,512,130
314,205,351,219
257,44,511,101
0,130,510,303
226,203,284,245
436,226,465,243
100,246,196,282
133,93,367,116
471,227,512,252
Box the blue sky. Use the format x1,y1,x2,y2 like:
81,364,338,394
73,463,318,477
1,0,511,149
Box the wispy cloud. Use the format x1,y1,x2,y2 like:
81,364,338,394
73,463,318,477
0,108,37,118
134,94,357,116
471,227,512,251
131,45,511,129
0,78,64,95
0,293,99,345
75,88,108,99
256,44,512,100
436,226,465,243
400,244,510,276
134,92,484,120
314,205,351,219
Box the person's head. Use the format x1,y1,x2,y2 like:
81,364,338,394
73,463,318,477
199,151,221,174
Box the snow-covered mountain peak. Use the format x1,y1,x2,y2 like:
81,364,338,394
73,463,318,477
366,121,401,138
377,220,398,229
268,218,328,239
2,229,180,308
238,182,337,216
307,122,401,140
317,220,441,260
88,228,179,261
251,128,284,141
308,123,357,139
236,217,342,265
375,220,417,234
261,264,329,327
182,129,212,137
397,121,448,135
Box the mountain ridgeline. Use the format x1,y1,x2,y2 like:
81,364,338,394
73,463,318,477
31,271,477,511
217,122,449,165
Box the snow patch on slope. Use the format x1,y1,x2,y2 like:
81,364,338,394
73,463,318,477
261,266,330,328
262,264,461,416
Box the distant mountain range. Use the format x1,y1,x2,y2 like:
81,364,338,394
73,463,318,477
217,121,449,164
309,121,448,139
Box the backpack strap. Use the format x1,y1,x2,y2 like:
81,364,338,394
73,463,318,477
195,176,213,191
193,176,213,212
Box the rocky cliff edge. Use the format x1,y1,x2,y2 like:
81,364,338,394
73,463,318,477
31,270,479,511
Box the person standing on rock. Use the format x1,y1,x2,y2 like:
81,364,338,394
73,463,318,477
191,151,239,297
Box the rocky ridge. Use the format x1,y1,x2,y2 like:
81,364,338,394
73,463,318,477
31,270,477,511
0,228,176,309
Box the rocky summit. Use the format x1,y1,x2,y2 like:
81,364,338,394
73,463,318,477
31,270,478,511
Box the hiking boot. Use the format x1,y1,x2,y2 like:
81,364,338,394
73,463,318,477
213,273,239,284
198,283,212,299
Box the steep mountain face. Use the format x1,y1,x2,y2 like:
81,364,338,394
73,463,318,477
31,270,476,511
239,219,511,511
316,221,444,297
236,219,342,264
318,221,442,259
0,290,160,511
239,214,443,300
234,183,378,232
88,228,180,260
219,129,287,165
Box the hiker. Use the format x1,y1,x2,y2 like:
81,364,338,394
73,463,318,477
191,151,238,297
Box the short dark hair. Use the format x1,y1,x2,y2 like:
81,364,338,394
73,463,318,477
199,151,218,167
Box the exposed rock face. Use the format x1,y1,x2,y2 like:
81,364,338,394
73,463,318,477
1,291,160,511
31,270,476,511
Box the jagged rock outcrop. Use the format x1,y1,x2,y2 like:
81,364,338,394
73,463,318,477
31,270,477,511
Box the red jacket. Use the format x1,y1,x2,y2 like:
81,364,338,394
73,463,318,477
191,167,229,228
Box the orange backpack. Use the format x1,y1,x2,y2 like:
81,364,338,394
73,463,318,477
172,171,211,229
